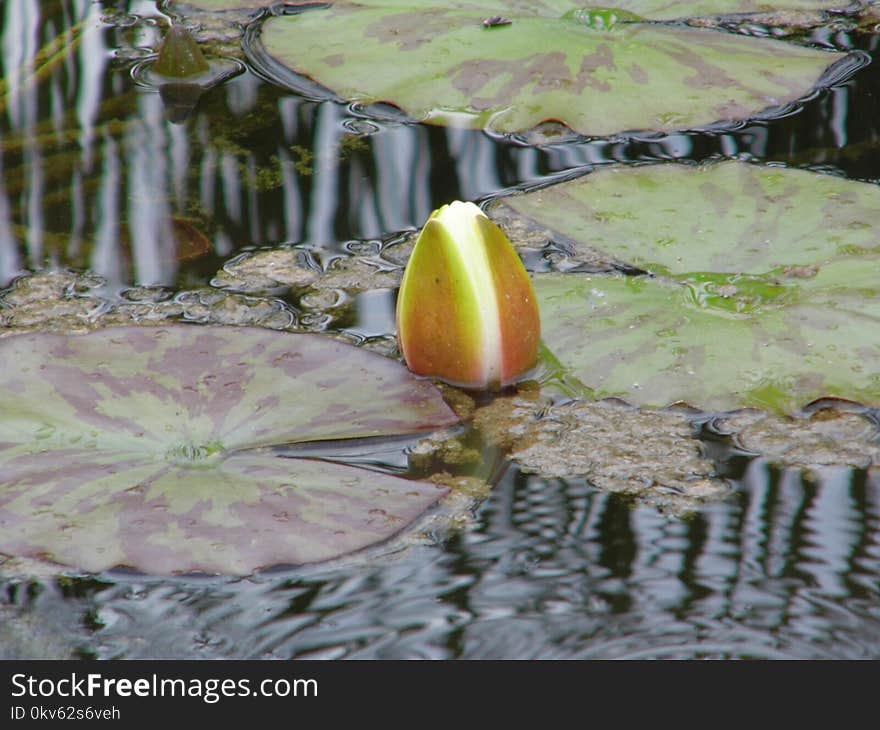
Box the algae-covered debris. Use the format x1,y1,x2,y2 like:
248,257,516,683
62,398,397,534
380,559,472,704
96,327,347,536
308,256,402,292
409,429,482,472
0,270,297,333
474,391,731,515
0,272,110,331
716,402,880,469
378,230,417,267
212,240,406,301
299,288,347,312
172,287,295,328
211,249,321,293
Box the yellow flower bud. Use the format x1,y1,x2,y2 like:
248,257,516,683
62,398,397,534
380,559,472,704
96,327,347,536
396,201,541,389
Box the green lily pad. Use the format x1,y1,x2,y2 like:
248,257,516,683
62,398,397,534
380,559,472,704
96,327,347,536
0,325,458,575
497,161,880,276
250,1,854,136
172,0,853,20
534,257,880,414
499,160,880,414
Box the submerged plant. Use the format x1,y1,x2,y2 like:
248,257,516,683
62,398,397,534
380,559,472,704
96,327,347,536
396,201,540,389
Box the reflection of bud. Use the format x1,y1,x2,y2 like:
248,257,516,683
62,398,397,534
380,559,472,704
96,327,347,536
396,201,540,389
159,83,206,124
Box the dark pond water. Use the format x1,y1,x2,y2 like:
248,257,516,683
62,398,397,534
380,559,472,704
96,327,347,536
1,0,880,658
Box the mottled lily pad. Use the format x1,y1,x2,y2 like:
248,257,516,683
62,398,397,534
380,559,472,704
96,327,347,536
588,1,849,20
497,161,880,276
250,1,855,136
534,258,880,414
172,0,854,20
473,391,729,514
503,161,880,414
0,325,458,575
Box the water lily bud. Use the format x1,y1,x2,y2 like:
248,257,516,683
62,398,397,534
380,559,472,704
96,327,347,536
153,25,210,79
396,201,541,389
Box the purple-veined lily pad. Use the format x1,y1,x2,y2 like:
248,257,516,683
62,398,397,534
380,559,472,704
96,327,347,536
501,161,880,414
247,1,857,137
0,325,458,575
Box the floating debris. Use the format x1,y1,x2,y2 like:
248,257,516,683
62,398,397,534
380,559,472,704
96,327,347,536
474,391,731,515
482,16,512,28
715,402,880,469
211,249,321,293
0,270,297,333
309,256,402,292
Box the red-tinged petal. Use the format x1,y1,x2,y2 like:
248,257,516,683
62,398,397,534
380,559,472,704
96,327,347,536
477,214,541,383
